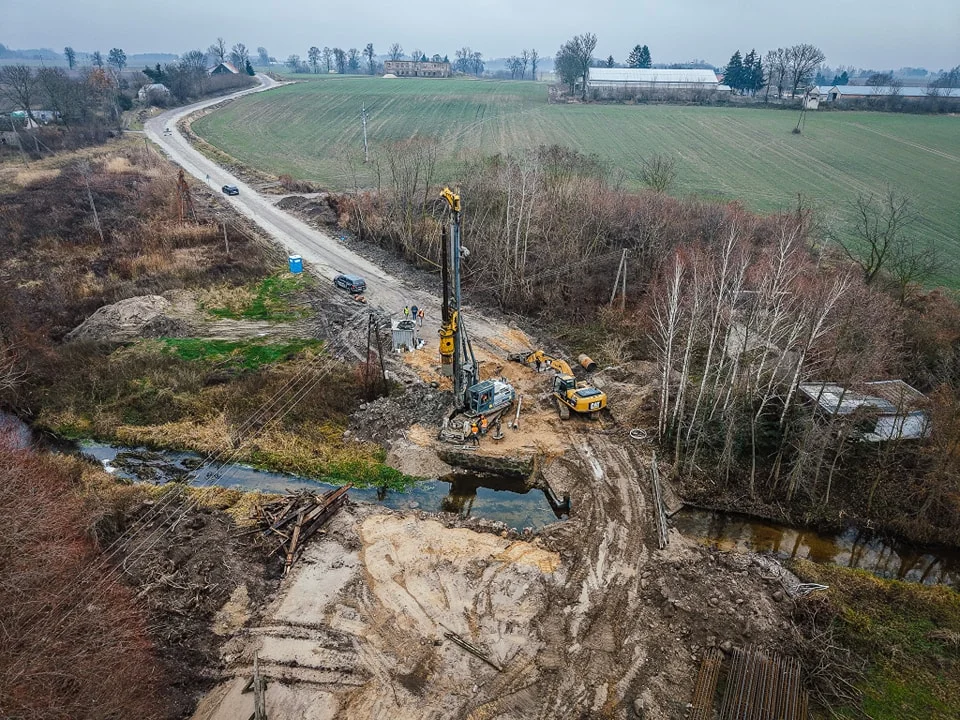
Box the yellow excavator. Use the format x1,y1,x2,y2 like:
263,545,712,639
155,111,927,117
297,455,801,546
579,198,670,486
509,350,607,420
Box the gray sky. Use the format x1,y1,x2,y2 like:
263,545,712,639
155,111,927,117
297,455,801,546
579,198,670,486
5,0,959,70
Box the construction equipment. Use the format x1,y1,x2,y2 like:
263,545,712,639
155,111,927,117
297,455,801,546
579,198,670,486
438,187,515,417
509,350,607,420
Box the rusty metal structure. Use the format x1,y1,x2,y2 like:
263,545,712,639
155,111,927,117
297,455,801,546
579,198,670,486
690,645,809,720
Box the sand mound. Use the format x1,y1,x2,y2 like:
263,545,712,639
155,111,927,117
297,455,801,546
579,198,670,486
66,295,188,343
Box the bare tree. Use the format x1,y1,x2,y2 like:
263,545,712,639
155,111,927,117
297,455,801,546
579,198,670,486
347,48,361,73
308,46,321,74
787,43,825,97
91,50,103,68
638,153,678,193
520,49,530,79
364,43,376,74
530,48,539,80
0,65,39,127
257,46,270,65
388,43,404,62
229,43,249,71
556,33,597,99
36,67,82,125
410,48,423,64
107,48,126,77
322,47,333,73
834,189,917,286
208,37,227,64
63,46,76,69
764,48,788,100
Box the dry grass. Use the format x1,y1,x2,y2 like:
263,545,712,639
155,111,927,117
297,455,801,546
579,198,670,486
197,283,257,316
12,168,61,187
103,156,134,174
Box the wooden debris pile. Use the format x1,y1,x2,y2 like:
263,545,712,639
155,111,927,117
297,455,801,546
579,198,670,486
251,486,351,574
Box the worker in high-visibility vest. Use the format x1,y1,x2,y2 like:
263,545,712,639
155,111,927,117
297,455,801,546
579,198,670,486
480,415,489,436
469,421,480,446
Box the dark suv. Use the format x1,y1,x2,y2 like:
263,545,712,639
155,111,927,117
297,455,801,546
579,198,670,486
221,185,239,196
334,273,367,293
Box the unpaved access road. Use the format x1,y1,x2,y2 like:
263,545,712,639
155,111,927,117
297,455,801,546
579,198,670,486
155,81,801,719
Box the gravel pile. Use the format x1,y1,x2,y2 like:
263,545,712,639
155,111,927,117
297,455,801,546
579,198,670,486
349,384,451,443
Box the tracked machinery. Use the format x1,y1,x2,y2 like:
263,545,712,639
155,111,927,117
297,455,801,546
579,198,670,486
509,350,607,420
437,188,516,442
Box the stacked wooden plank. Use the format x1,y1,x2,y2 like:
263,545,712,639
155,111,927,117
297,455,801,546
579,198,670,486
252,486,352,575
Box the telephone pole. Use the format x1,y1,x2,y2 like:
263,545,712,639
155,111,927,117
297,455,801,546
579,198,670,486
360,103,369,163
609,249,627,309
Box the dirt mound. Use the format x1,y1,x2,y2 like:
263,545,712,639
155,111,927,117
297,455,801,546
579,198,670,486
276,194,339,225
66,295,192,343
349,385,450,444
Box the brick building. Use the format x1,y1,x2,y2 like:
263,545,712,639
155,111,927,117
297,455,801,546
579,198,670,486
383,60,450,78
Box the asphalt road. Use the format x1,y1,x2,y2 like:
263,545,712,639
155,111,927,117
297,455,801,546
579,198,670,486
143,75,432,318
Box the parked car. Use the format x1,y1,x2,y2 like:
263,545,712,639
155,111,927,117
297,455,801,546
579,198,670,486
334,273,367,293
221,185,239,196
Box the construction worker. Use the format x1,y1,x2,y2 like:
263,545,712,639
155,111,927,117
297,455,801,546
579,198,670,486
411,305,419,322
535,357,542,373
469,421,480,446
494,417,502,438
480,414,489,436
417,308,424,326
403,306,410,318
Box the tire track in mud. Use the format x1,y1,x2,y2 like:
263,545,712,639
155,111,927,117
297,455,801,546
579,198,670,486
534,434,654,717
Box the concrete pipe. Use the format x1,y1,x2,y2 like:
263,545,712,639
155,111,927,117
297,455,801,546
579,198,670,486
578,354,598,372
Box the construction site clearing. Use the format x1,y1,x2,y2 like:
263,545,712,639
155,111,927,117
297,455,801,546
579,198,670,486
186,302,808,720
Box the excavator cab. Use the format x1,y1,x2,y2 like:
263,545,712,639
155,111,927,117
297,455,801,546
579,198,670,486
553,374,577,397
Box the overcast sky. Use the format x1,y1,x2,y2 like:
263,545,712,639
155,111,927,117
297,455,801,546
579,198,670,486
5,0,959,70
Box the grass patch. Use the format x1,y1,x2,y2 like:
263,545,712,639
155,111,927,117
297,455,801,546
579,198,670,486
161,337,322,370
193,75,960,287
794,561,960,719
201,273,311,321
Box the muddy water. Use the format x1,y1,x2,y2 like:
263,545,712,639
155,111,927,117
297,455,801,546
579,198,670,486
78,442,565,530
674,508,959,588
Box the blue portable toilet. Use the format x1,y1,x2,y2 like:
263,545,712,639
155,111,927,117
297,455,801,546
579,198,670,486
288,254,303,274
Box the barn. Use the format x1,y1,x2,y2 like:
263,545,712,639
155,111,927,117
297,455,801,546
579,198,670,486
208,62,240,76
586,67,727,91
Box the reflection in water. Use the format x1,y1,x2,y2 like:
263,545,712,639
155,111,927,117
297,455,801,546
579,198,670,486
77,442,563,531
673,508,959,587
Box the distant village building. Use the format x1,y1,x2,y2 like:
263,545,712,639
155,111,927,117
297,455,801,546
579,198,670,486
383,60,450,78
821,85,960,103
798,380,930,442
208,61,240,76
586,67,729,92
137,83,170,102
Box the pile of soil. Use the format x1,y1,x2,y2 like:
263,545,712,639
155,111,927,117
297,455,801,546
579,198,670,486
276,194,339,225
66,295,192,343
348,384,451,444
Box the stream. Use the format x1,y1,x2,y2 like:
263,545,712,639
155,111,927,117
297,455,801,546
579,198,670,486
2,412,956,587
78,441,565,531
673,508,959,587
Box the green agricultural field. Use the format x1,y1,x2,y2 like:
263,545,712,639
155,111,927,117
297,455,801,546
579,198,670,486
194,75,960,286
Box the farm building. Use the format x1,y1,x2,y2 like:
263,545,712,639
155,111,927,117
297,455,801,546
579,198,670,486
383,60,450,78
797,380,930,442
586,67,728,91
208,62,240,75
822,85,960,103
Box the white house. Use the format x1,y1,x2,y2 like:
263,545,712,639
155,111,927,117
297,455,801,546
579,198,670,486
823,85,960,103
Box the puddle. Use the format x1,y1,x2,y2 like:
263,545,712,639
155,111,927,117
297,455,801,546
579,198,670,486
673,508,959,588
78,441,565,530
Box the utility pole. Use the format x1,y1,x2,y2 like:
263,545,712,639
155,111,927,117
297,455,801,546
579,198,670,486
610,249,627,309
222,222,230,257
360,103,369,163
